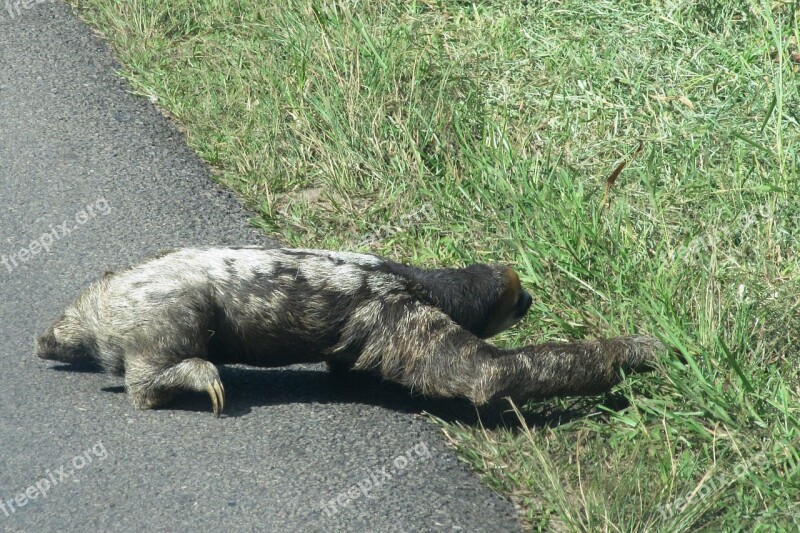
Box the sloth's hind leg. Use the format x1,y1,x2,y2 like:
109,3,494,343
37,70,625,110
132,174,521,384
124,357,225,417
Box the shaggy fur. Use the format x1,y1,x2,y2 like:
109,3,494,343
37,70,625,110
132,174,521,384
35,247,663,416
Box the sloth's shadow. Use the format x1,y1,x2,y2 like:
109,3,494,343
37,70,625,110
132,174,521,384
71,363,631,430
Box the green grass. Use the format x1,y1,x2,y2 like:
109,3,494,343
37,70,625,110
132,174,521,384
69,0,799,529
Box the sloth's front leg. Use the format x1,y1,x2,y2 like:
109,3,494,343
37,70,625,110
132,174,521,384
355,302,663,406
485,335,661,403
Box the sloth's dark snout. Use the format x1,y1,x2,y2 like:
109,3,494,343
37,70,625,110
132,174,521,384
515,291,533,319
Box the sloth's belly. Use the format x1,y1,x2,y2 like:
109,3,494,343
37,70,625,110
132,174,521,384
205,323,343,367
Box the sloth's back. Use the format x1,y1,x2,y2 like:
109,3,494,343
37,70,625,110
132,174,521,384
93,247,407,366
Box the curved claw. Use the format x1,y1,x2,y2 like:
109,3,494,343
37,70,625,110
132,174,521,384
206,380,225,417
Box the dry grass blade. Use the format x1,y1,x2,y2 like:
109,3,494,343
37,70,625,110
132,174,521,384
600,140,645,212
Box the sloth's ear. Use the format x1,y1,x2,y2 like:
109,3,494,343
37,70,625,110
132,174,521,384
480,268,522,338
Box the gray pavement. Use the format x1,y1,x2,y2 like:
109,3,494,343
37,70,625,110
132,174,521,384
0,2,521,531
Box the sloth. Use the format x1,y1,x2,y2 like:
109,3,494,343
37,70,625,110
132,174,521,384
35,247,663,416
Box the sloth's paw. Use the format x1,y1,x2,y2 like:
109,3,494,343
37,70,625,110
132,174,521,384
125,357,225,417
608,335,667,374
206,378,225,418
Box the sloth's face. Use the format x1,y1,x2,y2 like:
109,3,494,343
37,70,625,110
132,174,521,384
480,268,533,338
512,289,534,321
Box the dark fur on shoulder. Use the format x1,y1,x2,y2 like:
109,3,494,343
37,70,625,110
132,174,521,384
35,247,663,416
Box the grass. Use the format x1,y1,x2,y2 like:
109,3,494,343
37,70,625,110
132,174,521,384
68,0,799,529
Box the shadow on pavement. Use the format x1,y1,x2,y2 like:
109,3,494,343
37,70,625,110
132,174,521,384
46,362,633,430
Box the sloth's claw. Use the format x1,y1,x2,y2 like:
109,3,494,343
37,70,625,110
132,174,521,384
207,379,225,417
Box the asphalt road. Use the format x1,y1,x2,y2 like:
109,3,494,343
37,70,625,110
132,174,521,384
0,2,521,531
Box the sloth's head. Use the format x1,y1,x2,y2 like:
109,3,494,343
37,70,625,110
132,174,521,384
477,266,533,338
412,264,533,339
